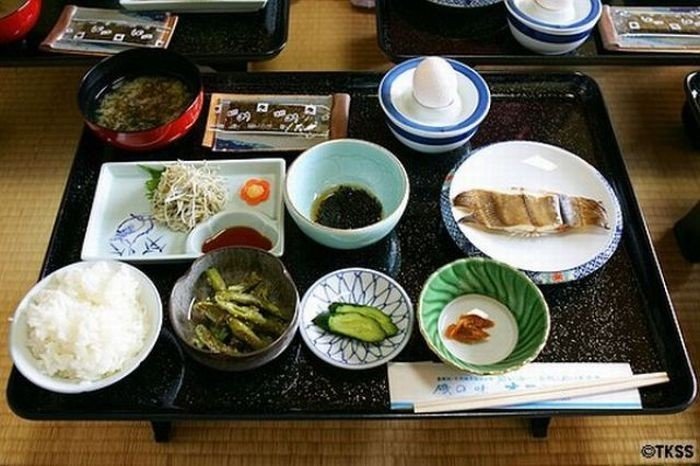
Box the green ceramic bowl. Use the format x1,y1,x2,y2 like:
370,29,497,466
418,258,550,375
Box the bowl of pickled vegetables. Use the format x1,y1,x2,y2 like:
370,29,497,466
418,258,550,375
169,246,299,371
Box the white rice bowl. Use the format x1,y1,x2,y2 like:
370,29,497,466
9,261,163,394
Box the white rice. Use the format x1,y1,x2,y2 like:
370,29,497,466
25,262,149,381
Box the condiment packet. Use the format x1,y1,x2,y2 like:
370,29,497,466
40,6,178,56
599,5,700,54
202,93,351,152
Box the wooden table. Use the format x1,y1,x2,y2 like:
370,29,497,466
1,1,698,464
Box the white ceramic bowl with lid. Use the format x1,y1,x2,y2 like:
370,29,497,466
505,0,602,34
378,57,491,153
505,0,602,55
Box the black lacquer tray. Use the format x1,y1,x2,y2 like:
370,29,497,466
377,0,700,65
0,0,288,67
6,72,696,439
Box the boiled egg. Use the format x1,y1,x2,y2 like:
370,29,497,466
412,56,458,109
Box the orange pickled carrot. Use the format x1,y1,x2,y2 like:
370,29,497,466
240,178,271,206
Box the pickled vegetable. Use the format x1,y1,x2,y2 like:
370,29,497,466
329,303,398,337
313,311,387,343
189,268,290,354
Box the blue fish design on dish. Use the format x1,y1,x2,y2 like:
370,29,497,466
109,213,166,256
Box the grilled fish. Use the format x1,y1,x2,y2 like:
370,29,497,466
452,189,609,236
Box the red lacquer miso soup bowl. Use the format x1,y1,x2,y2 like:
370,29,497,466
0,0,42,45
78,48,204,151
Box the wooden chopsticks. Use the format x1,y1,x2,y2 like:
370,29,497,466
413,372,669,413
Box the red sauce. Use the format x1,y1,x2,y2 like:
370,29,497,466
202,226,273,253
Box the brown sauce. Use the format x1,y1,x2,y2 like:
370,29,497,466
312,185,383,230
202,226,273,253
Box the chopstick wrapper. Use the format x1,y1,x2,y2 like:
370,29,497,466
202,93,350,152
388,362,643,411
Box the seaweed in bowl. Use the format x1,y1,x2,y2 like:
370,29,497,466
170,247,299,371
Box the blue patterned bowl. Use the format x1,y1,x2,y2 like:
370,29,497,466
505,0,602,55
378,58,491,154
299,268,414,370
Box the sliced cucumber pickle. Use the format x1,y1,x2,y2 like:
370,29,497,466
328,313,386,343
313,311,387,343
329,303,398,337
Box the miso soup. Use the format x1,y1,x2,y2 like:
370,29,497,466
94,75,192,132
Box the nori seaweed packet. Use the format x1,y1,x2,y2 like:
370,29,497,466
599,5,700,53
40,6,177,56
202,94,351,152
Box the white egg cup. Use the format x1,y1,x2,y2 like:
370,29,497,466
379,57,491,154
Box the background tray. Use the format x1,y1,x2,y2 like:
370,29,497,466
0,0,288,67
6,72,696,421
377,0,700,65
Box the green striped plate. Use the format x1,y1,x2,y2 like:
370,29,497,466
418,258,550,375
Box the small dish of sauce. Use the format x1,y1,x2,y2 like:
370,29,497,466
312,185,383,229
202,226,273,253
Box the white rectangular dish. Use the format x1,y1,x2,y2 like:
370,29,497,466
81,159,285,263
119,0,267,13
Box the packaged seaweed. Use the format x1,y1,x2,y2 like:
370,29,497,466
40,6,177,56
202,93,350,152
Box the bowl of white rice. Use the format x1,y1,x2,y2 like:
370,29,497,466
9,260,162,394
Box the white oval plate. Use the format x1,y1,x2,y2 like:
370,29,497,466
299,268,414,370
441,141,623,284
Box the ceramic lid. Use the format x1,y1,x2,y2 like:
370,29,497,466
506,0,601,32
